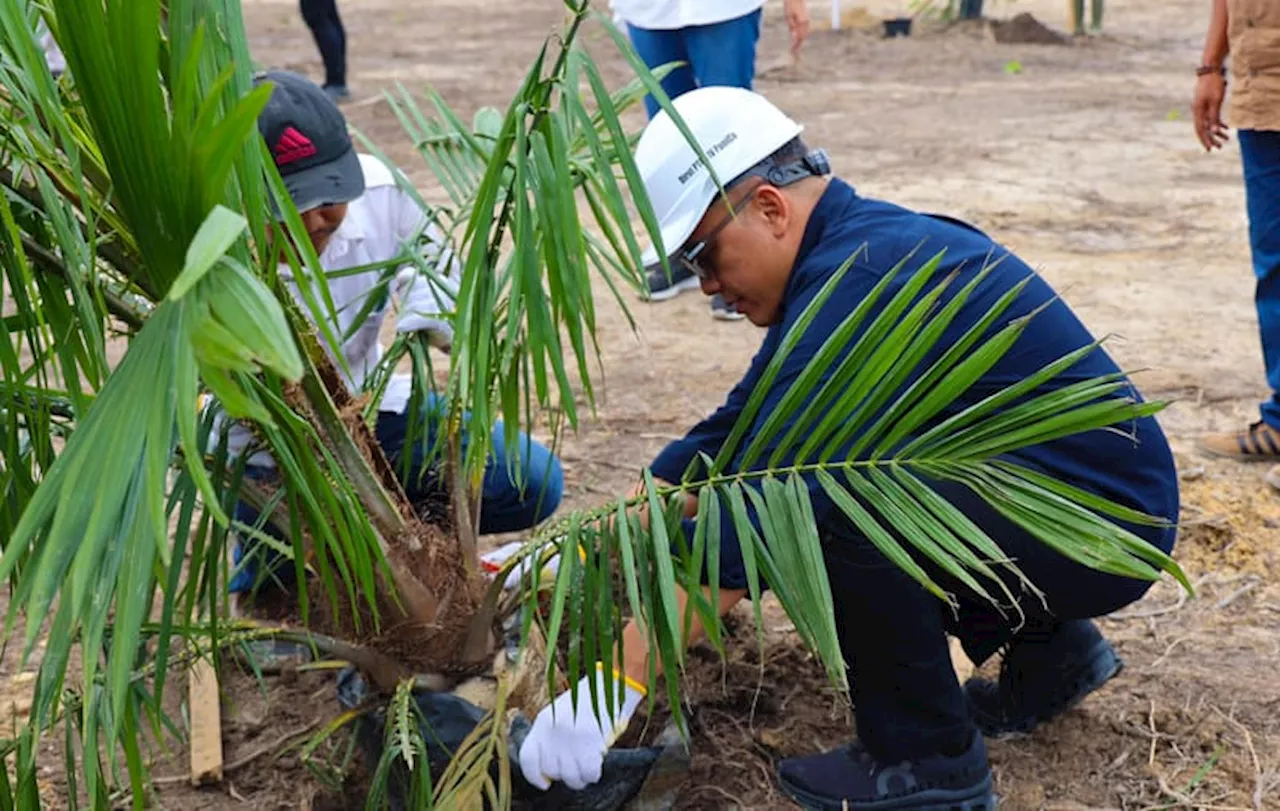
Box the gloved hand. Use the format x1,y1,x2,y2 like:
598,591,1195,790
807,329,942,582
519,666,646,791
479,540,562,589
395,264,456,351
395,309,453,351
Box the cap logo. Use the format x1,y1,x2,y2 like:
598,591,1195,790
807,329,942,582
676,131,738,185
274,126,318,166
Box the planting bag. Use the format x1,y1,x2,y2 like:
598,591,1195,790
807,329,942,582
336,666,682,810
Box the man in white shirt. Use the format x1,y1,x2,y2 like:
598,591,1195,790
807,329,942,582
614,0,811,319
38,19,64,77
223,71,563,594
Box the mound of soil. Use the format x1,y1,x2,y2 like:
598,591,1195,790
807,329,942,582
988,12,1071,45
618,610,853,809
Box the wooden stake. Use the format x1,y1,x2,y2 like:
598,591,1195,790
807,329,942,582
188,656,224,786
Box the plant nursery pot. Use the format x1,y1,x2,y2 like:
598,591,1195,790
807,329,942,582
882,17,913,37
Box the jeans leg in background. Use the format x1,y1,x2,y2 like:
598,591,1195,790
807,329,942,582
375,399,564,535
626,24,697,119
299,0,347,88
228,467,294,595
1239,130,1280,429
683,8,762,90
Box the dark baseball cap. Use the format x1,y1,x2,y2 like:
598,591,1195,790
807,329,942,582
255,70,365,215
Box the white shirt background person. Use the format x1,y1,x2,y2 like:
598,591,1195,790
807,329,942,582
210,152,460,467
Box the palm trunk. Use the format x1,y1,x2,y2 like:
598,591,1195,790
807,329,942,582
276,284,493,671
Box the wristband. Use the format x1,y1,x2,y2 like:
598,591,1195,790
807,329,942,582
1196,64,1226,77
597,662,647,696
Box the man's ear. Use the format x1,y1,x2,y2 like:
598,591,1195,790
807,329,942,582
753,185,792,238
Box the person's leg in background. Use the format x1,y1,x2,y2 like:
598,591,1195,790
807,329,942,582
624,24,696,120
227,468,296,598
626,24,710,306
1240,130,1280,436
375,395,564,534
1201,129,1280,461
229,397,564,601
677,9,763,321
299,0,348,101
682,8,762,92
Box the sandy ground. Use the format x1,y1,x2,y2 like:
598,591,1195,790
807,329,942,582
5,0,1280,807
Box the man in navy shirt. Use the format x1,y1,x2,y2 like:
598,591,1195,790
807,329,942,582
517,87,1179,809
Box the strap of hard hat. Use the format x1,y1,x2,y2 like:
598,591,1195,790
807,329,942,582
745,148,831,188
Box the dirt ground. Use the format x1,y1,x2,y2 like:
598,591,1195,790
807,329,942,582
7,0,1280,807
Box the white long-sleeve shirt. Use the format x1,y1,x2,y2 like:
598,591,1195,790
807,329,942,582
39,22,65,74
610,0,765,30
212,153,459,467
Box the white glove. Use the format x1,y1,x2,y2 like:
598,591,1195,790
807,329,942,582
395,310,453,350
519,667,646,791
395,261,456,351
479,541,562,589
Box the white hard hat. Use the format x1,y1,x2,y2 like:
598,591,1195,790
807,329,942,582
634,86,804,267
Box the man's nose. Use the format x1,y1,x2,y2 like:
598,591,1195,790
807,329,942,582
700,275,720,295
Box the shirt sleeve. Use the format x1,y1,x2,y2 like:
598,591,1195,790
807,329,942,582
648,329,778,483
669,264,888,590
387,186,461,346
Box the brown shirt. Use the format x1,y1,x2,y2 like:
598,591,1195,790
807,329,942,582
1228,0,1280,131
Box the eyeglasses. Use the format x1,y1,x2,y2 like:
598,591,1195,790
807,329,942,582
676,183,761,280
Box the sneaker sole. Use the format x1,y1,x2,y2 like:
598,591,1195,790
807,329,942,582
779,772,995,811
970,641,1123,739
711,308,745,321
643,275,701,302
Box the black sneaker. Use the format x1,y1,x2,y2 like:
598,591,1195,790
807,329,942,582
777,732,994,810
964,619,1123,739
642,262,700,302
710,293,745,321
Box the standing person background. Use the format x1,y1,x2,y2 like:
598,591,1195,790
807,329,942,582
300,0,349,102
1193,1,1280,478
614,0,811,320
1067,0,1104,36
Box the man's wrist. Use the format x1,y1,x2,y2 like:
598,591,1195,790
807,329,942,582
1196,64,1227,77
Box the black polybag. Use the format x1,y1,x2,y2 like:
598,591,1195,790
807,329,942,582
335,667,679,810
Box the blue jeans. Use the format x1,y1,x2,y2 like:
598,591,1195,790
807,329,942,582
626,9,762,119
1240,130,1280,429
229,395,564,594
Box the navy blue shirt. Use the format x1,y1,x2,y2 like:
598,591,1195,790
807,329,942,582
649,179,1179,590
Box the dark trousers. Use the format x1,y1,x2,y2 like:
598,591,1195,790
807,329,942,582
1239,130,1280,429
300,0,346,88
822,476,1175,762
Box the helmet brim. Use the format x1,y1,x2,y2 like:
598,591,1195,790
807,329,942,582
639,189,708,268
